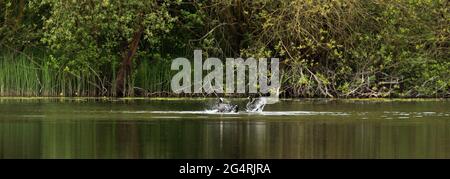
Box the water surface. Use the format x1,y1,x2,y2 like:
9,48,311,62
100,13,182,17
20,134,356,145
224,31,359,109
0,98,449,159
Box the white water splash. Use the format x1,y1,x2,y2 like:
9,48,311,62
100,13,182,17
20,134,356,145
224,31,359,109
119,110,349,116
246,97,267,113
121,110,239,115
246,86,280,112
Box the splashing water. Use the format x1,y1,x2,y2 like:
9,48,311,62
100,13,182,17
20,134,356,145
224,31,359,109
119,110,350,116
246,87,280,113
246,97,267,113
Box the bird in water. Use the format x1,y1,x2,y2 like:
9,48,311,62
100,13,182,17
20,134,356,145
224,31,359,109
246,96,266,112
213,98,239,113
246,87,280,112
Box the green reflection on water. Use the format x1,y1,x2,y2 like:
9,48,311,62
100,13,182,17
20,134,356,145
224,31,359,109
0,98,449,159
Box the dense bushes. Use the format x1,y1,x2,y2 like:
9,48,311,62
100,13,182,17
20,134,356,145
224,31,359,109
191,0,449,97
0,0,449,97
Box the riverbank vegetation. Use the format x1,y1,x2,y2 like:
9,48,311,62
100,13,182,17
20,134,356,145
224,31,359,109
1,0,449,97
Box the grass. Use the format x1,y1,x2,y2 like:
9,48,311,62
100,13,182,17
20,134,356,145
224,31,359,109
0,52,105,97
0,52,177,97
0,53,39,96
1,52,447,98
134,59,174,96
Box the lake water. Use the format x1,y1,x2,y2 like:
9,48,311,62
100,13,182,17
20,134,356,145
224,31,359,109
0,98,448,159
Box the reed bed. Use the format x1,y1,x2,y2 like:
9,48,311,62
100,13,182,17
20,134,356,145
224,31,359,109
0,53,97,96
134,59,174,96
0,53,176,97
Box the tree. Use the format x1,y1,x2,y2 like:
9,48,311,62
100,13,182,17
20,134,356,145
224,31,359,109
40,0,178,96
1,0,47,52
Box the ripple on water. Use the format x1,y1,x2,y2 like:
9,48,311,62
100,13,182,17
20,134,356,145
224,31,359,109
114,110,449,119
119,110,350,116
20,115,46,118
380,111,450,119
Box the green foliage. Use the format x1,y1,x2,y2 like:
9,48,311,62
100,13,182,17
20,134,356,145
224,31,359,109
134,58,174,96
0,0,449,97
1,0,48,51
0,52,101,96
38,0,178,73
208,0,449,97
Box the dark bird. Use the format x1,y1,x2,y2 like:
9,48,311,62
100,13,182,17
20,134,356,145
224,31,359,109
213,98,239,113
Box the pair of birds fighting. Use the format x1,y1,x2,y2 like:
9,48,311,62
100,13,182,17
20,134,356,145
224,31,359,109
213,97,265,113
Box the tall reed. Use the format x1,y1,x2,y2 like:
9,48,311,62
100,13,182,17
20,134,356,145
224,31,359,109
0,52,177,97
134,59,174,96
0,52,105,97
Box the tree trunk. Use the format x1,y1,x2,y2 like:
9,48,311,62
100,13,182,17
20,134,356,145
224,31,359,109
16,0,25,27
115,26,144,97
223,0,245,56
3,0,8,28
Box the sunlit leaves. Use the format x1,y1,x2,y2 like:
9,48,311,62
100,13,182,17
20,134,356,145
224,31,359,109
39,0,177,73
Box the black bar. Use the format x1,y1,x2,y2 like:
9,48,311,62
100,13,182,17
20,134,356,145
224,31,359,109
1,159,446,177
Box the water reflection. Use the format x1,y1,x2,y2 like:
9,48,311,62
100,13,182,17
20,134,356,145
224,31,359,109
1,118,448,159
0,99,449,159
